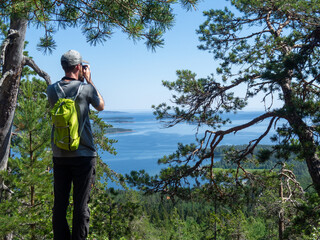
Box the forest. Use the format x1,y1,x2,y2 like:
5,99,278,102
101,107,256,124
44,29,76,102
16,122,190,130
0,76,318,239
2,0,320,239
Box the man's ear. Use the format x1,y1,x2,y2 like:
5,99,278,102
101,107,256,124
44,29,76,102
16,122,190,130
75,64,81,71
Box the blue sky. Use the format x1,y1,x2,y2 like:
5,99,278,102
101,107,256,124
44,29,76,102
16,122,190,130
25,0,279,111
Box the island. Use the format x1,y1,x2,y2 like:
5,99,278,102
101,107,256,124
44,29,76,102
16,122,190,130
106,127,133,134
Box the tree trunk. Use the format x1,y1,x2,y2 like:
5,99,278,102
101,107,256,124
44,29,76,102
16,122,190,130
298,128,320,194
214,197,217,240
286,104,320,194
0,16,27,240
0,17,27,171
279,178,284,240
280,73,320,196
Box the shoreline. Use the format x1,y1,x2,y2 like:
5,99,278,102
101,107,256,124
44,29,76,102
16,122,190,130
106,127,133,134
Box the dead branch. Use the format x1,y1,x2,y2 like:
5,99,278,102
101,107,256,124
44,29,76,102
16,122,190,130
197,112,279,193
266,10,277,37
240,116,277,158
237,162,255,182
279,164,304,205
0,70,14,87
0,181,14,195
209,111,279,150
22,56,51,85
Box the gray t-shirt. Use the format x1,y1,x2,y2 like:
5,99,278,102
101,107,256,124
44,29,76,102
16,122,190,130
47,79,101,157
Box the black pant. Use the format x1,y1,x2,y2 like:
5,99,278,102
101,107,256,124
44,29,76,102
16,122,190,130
52,156,96,240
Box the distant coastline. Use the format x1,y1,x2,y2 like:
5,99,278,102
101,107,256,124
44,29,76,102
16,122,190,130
106,127,133,134
105,117,134,124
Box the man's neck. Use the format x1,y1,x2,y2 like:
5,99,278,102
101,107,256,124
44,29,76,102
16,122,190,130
64,73,78,81
62,76,78,81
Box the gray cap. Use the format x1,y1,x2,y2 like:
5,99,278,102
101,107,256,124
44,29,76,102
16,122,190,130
61,50,89,67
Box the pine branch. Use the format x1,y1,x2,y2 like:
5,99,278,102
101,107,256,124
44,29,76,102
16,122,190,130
207,111,280,150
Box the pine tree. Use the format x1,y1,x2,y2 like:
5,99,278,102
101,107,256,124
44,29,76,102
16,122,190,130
0,63,119,239
0,0,200,195
0,74,53,239
147,0,320,197
89,188,141,240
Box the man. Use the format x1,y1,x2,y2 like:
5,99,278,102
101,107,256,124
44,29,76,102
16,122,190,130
47,50,104,240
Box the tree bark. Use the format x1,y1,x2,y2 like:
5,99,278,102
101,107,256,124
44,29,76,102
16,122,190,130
0,16,27,187
296,123,320,194
279,178,284,240
281,76,320,195
0,17,27,240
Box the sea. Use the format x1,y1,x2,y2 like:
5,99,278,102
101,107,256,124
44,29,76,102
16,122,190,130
98,111,277,177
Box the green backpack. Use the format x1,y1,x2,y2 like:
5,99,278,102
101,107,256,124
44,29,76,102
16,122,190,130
50,82,84,151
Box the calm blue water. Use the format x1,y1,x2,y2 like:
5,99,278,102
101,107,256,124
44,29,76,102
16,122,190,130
99,111,277,176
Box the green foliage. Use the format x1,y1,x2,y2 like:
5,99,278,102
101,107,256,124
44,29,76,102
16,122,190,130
0,76,53,239
90,110,117,156
1,0,200,52
212,145,312,189
89,110,126,187
90,187,319,240
0,64,121,239
89,188,141,240
284,192,320,239
4,1,320,239
148,0,320,215
127,142,320,239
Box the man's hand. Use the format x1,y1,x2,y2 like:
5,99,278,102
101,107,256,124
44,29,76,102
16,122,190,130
82,65,105,111
82,65,92,84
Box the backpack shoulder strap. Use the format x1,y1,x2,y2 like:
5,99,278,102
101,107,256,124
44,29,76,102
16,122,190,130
54,81,84,100
79,114,87,138
75,83,86,138
73,83,84,101
54,81,66,99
